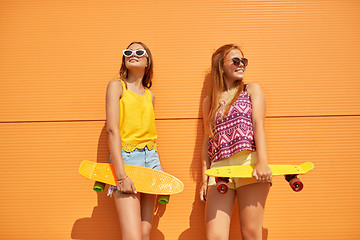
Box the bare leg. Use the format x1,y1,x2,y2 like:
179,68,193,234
140,193,156,240
237,183,270,240
205,186,237,240
113,191,142,240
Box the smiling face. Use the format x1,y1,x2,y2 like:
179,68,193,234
222,49,246,82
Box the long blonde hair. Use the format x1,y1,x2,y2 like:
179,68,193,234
208,44,245,136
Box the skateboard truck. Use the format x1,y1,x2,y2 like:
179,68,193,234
285,174,303,192
93,181,170,204
158,195,170,204
215,177,229,194
93,181,106,192
216,175,304,193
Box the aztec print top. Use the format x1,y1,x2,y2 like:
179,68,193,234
208,86,256,162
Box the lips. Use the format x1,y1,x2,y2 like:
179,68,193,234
128,58,138,62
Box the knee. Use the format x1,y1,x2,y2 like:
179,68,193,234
142,223,152,240
122,232,142,240
206,229,227,240
241,224,262,240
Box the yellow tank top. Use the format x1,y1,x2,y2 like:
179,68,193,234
119,80,157,152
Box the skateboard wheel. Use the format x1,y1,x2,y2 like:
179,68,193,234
289,177,303,192
215,177,229,194
217,183,228,194
158,195,170,204
93,181,106,193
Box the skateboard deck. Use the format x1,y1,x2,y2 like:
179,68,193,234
205,162,314,193
79,160,184,195
205,162,314,178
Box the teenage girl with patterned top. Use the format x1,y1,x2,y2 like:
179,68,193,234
200,44,273,240
106,42,162,240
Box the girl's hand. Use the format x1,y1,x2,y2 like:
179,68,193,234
252,163,272,183
117,176,137,194
199,182,208,203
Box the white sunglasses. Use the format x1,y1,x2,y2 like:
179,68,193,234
122,49,147,57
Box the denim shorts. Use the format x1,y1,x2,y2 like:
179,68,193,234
107,147,162,196
110,146,162,171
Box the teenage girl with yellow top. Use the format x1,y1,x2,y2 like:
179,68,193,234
106,42,161,240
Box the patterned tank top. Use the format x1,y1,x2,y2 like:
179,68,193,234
208,86,256,162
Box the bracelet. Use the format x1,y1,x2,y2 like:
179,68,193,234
116,175,128,184
117,175,128,181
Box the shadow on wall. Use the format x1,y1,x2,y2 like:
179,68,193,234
178,72,210,239
71,125,165,239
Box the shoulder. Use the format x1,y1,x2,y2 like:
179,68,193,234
246,82,262,92
202,96,211,114
106,79,123,96
149,89,155,101
203,96,210,106
107,79,123,89
246,82,263,97
149,89,155,98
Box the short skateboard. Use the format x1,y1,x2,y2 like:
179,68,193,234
79,160,184,204
205,162,314,194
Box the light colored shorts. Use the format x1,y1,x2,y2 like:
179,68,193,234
208,150,260,190
107,146,162,196
110,146,162,171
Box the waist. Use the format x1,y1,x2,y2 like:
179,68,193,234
122,140,157,152
210,150,257,168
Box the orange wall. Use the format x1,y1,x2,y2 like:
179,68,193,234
1,0,360,239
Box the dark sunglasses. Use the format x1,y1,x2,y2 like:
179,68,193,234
123,49,147,57
232,57,248,67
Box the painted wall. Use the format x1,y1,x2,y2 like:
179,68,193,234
1,0,359,239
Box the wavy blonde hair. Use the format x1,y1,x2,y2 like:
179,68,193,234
208,44,245,136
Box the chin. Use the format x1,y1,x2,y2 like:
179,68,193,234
235,75,244,81
126,63,145,69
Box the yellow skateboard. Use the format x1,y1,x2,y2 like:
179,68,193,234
205,162,314,194
79,160,184,204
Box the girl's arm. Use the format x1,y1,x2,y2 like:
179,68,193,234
200,96,211,202
247,83,272,182
106,79,137,193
